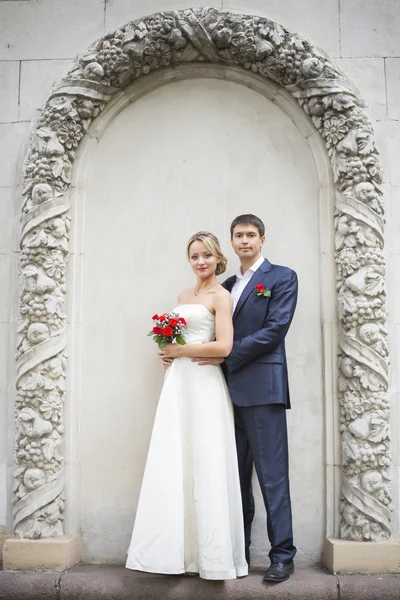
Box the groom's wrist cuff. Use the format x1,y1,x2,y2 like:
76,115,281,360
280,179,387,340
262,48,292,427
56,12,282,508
225,357,245,372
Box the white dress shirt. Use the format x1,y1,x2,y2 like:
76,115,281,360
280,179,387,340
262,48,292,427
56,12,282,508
231,255,265,313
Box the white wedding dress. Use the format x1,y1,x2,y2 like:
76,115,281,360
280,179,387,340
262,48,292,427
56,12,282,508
126,304,248,580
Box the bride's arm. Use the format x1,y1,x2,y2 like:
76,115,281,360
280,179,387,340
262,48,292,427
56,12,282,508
162,293,233,359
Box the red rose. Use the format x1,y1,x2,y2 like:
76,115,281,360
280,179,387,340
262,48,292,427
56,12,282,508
162,326,173,337
178,317,186,325
152,314,159,321
255,284,265,293
168,318,178,327
153,326,162,335
158,314,166,322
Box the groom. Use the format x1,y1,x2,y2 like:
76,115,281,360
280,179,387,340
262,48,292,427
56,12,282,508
194,214,298,583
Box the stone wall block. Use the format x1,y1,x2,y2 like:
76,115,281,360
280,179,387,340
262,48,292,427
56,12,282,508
0,122,29,188
390,187,400,255
0,323,10,394
0,61,19,123
392,256,400,323
385,58,400,121
0,0,105,61
0,255,11,324
340,0,400,58
0,188,14,255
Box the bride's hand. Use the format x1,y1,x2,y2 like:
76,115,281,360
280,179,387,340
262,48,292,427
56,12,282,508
160,344,182,359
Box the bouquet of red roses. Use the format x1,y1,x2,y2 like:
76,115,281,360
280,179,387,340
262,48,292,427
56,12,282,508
148,312,187,350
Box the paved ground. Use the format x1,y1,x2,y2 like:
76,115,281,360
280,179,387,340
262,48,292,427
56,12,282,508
1,565,400,600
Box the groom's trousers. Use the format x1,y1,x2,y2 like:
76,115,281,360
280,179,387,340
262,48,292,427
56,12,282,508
234,403,296,564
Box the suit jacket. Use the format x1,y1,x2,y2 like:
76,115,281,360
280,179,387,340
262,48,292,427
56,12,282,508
222,258,298,408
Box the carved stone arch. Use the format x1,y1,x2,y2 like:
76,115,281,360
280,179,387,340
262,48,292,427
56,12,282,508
15,8,389,546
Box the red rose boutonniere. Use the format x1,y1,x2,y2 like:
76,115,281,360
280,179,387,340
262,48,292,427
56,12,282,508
255,283,271,297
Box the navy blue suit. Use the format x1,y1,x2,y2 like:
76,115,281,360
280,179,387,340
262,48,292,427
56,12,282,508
222,258,298,564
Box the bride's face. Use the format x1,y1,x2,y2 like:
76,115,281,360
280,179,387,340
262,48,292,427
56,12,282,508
188,240,218,279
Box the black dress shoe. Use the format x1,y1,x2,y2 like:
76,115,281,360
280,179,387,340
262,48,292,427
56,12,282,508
263,561,294,582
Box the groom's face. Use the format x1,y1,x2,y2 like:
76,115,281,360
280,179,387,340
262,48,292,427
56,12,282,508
231,224,265,261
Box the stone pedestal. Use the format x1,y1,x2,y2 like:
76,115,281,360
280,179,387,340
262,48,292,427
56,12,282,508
2,534,81,571
324,537,400,574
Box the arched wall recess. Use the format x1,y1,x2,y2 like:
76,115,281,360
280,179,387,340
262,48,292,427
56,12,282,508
14,8,389,545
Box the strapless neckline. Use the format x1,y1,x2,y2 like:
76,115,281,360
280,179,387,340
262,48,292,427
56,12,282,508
176,303,214,317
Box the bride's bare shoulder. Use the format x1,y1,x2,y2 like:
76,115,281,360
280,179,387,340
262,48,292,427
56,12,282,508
213,286,232,307
215,286,231,299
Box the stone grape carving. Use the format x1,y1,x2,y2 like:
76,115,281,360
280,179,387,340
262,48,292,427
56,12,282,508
15,8,389,540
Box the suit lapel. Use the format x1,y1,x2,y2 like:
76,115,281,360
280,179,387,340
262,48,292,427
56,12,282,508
233,258,271,320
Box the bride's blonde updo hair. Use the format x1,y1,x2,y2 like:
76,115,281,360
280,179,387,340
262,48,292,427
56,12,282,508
186,231,228,276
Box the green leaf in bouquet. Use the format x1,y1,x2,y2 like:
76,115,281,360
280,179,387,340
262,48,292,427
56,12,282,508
158,340,167,350
176,335,186,345
147,330,155,336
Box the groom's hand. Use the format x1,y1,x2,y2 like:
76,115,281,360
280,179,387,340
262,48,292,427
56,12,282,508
191,357,225,366
158,352,173,370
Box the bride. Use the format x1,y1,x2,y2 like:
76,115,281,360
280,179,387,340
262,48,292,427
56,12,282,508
126,231,248,580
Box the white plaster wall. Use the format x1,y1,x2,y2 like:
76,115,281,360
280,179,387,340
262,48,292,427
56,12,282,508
0,0,399,561
76,77,323,564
